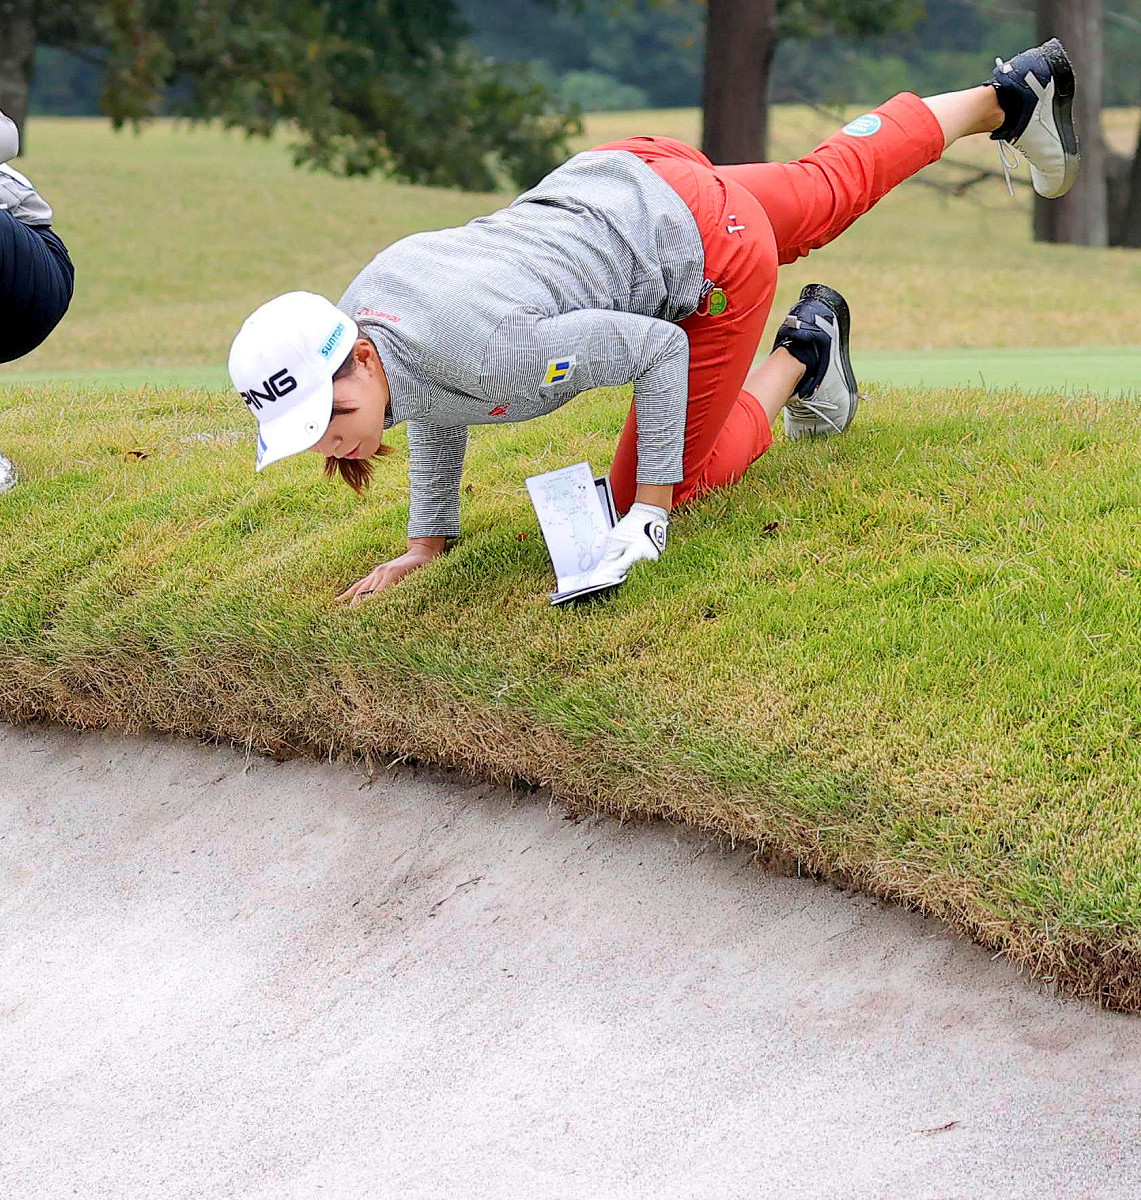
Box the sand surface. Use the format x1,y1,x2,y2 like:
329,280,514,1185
2,720,1138,1198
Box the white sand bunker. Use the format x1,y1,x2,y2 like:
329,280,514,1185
1,721,1136,1198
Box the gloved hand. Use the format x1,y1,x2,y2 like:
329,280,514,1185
585,502,669,589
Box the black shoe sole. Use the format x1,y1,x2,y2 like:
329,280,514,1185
1039,37,1081,196
799,283,858,432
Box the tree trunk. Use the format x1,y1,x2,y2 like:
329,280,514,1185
701,0,778,165
1107,107,1141,248
1033,0,1107,246
0,0,36,147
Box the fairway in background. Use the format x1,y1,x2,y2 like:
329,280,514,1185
1,108,1139,382
3,345,1137,396
856,346,1140,395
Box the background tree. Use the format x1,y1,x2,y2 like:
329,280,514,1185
0,0,37,133
461,0,706,110
1102,4,1141,246
0,0,580,191
1109,92,1141,246
1033,0,1107,246
700,0,778,164
701,0,925,163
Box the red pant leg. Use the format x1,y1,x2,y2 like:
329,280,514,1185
601,139,780,514
601,100,942,514
718,92,944,265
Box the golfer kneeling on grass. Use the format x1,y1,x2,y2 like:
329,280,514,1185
229,41,1080,605
0,108,76,497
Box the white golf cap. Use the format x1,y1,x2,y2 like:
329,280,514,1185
228,291,358,471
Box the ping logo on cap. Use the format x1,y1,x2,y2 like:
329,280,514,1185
241,368,298,411
319,321,347,359
542,356,576,387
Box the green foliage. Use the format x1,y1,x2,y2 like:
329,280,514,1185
777,0,925,41
554,70,649,111
34,0,581,191
27,47,102,116
459,0,704,108
460,0,937,109
461,0,1141,110
30,1,1141,132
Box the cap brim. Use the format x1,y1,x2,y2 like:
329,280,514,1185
254,378,333,472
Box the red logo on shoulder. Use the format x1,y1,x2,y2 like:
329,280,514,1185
356,306,401,322
488,404,509,416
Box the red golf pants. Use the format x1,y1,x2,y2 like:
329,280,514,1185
598,92,945,513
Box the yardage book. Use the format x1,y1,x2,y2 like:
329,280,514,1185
525,462,620,606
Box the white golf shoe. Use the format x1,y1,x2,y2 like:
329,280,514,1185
772,284,858,441
988,38,1080,200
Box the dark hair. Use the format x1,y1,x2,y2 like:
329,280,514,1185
323,346,392,494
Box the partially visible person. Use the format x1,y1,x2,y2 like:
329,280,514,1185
0,108,76,495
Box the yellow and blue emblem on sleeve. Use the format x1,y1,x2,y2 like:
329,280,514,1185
541,356,576,387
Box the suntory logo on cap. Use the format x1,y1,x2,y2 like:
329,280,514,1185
319,322,347,359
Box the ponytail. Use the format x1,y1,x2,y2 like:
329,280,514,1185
323,346,392,493
323,445,392,494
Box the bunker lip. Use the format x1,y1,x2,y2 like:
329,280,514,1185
3,673,1141,1013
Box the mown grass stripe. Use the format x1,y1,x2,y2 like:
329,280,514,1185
2,346,1139,395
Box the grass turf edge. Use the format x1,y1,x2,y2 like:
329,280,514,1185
5,648,1141,1012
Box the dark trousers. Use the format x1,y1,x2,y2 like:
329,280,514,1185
0,209,75,363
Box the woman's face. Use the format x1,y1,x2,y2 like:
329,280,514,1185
309,337,390,461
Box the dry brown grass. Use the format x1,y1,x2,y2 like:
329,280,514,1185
5,645,1141,1011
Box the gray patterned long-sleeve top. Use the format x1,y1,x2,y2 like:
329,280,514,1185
337,149,706,538
0,111,53,226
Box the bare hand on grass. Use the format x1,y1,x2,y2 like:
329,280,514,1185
336,539,445,608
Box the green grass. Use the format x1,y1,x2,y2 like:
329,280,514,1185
856,346,1141,395
2,112,1141,1007
3,346,1138,395
0,366,232,389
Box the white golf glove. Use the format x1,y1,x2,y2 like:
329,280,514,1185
586,502,669,589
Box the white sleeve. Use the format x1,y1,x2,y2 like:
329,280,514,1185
0,112,18,165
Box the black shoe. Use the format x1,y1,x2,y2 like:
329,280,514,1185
988,38,1080,199
772,285,858,440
